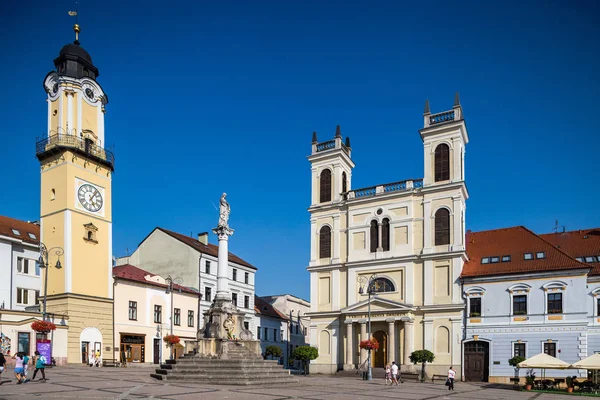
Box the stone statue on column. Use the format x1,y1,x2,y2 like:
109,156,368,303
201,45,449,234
218,193,230,228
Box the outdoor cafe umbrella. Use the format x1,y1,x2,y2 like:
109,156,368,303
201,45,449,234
571,354,600,370
519,353,572,380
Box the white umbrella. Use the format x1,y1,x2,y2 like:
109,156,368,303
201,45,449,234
519,353,572,369
571,354,600,370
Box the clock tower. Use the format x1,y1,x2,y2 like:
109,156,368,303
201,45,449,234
37,24,114,364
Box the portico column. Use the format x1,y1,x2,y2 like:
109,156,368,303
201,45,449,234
387,319,396,363
346,322,354,368
404,321,414,366
359,319,367,364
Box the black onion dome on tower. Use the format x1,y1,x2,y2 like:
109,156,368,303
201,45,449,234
53,24,99,80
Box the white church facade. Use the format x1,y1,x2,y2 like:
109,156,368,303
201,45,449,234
306,95,468,375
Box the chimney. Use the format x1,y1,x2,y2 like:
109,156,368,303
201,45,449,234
197,232,208,245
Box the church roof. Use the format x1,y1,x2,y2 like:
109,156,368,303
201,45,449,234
462,226,591,278
113,264,198,295
0,215,40,246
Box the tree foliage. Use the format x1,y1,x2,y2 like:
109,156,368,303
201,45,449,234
291,346,319,361
508,356,526,368
265,345,283,359
409,350,435,364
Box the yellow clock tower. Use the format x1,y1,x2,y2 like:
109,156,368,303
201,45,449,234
37,24,114,364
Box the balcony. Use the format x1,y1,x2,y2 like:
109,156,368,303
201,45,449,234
36,133,114,170
314,139,351,156
346,178,423,199
429,110,455,125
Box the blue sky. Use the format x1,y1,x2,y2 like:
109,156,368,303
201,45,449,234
1,0,599,300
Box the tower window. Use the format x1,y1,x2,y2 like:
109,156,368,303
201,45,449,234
434,208,450,245
342,171,347,194
51,189,56,201
434,143,450,182
319,169,332,203
319,226,331,259
381,218,390,251
83,223,98,244
370,220,379,253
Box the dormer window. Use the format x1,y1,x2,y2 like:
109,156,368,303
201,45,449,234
524,253,533,260
490,256,500,263
576,257,584,262
501,255,511,262
586,256,597,263
11,229,20,235
28,233,37,240
481,257,489,264
536,252,546,259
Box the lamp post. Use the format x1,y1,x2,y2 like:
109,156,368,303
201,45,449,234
164,275,182,360
38,242,64,321
357,273,378,381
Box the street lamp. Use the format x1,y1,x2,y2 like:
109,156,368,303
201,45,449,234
164,275,182,360
357,273,378,381
38,242,64,321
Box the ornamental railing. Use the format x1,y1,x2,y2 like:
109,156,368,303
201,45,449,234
316,140,336,152
36,133,115,169
346,178,423,199
429,110,455,125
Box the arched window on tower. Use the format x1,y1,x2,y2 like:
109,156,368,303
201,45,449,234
435,208,450,245
319,226,331,259
434,143,450,182
371,277,395,293
370,220,379,253
320,169,332,203
342,172,347,194
381,218,390,251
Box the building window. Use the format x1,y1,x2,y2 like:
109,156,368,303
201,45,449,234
35,290,41,305
371,277,395,293
257,327,261,340
597,298,600,317
233,268,237,281
536,252,546,259
381,218,390,251
502,255,511,262
296,324,299,335
245,272,249,284
188,310,194,327
490,256,500,263
264,327,268,341
513,295,527,315
205,261,211,274
319,226,331,259
174,308,181,326
280,330,284,341
204,287,212,302
319,169,331,203
17,288,28,305
128,301,137,320
17,257,30,274
434,143,450,182
35,261,41,276
524,253,533,260
370,220,378,253
548,293,563,314
244,321,249,330
232,293,238,307
273,328,278,342
469,297,481,317
585,256,596,263
544,342,557,357
244,295,249,309
154,305,162,323
434,208,450,245
514,343,526,358
342,171,347,193
481,257,489,264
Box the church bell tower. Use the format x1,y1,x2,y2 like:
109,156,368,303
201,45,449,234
37,23,114,364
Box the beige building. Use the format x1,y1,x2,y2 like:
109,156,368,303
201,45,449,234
113,264,198,364
307,96,468,375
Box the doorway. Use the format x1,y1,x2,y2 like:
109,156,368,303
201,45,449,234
153,339,160,364
81,341,90,364
464,341,490,382
372,331,388,368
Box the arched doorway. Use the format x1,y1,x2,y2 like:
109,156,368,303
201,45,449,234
80,327,102,365
464,341,490,382
372,330,388,368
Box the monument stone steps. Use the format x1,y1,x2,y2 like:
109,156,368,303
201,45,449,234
150,373,298,385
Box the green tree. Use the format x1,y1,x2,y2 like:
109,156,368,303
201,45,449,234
409,350,435,382
265,345,283,360
508,356,526,383
291,346,319,376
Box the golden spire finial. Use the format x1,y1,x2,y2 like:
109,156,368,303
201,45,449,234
73,23,80,42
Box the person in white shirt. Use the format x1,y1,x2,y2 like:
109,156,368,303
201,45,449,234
391,361,399,386
447,366,456,390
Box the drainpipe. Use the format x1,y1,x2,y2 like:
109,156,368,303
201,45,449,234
460,278,466,381
113,277,117,363
197,254,203,346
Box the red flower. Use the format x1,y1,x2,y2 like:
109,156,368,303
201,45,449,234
163,335,180,345
31,320,57,333
359,338,380,351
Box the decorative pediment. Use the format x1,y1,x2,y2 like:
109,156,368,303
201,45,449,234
341,296,416,315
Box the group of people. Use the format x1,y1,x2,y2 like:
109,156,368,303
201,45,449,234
384,362,456,390
88,349,102,367
0,351,47,385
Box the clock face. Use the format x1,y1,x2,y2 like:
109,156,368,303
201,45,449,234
81,82,99,103
78,184,103,212
85,87,94,100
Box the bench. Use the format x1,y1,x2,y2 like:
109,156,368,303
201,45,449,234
102,359,121,367
431,374,447,383
401,372,421,382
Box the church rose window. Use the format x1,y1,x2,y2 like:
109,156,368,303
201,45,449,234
320,169,331,203
434,143,450,182
435,208,450,245
319,226,331,259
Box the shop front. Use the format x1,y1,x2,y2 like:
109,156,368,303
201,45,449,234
120,333,145,364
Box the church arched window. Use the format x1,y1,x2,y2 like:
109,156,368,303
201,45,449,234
381,218,390,251
434,143,450,182
435,208,450,245
320,169,331,203
372,277,395,293
370,220,379,253
342,171,347,194
319,226,331,259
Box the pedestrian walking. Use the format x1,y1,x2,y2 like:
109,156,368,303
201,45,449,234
22,353,30,382
95,349,101,367
88,351,94,367
32,351,47,382
391,361,399,386
12,352,25,384
446,366,456,391
384,364,392,385
0,352,6,385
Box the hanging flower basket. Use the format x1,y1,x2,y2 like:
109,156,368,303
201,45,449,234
31,320,57,333
359,338,380,351
163,334,180,346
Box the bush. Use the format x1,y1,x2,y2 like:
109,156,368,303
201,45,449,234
508,356,526,368
409,350,435,382
265,345,283,359
291,346,318,376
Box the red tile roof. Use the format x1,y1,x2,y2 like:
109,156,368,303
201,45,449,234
541,229,600,275
254,295,288,320
0,215,40,246
462,226,591,278
113,264,199,295
155,228,256,270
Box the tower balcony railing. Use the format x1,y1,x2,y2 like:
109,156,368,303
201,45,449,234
36,132,115,170
314,138,351,156
429,110,455,125
346,178,423,200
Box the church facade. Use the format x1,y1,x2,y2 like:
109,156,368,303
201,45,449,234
307,96,468,375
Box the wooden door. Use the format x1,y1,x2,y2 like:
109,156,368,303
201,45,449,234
464,341,489,382
372,331,387,368
81,341,90,364
153,339,160,364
